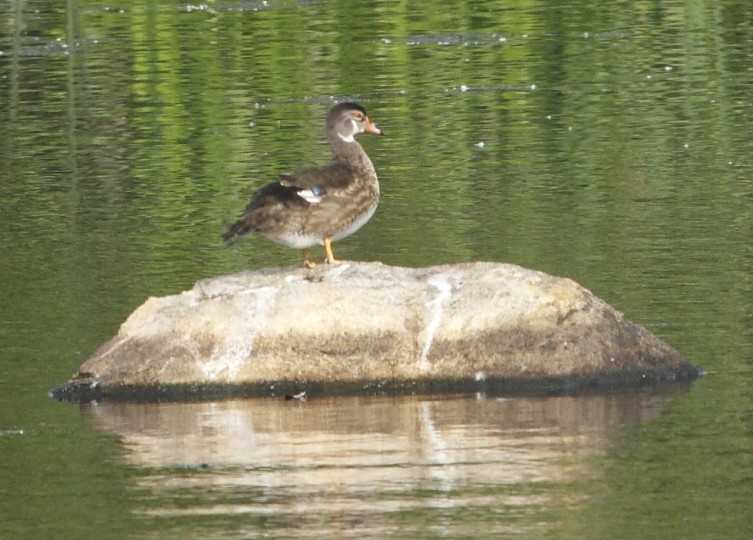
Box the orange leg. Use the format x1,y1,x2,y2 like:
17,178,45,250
324,237,348,264
302,249,316,268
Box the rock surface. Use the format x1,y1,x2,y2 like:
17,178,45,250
51,262,701,401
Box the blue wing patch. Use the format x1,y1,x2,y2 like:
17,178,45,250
296,185,326,204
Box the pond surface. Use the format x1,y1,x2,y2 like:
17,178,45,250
1,0,752,538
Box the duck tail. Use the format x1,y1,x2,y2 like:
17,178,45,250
221,219,254,245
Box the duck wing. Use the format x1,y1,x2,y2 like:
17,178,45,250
222,162,360,244
221,181,309,244
279,161,357,195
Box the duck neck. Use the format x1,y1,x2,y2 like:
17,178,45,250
331,138,377,179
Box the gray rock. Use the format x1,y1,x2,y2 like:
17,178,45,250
50,262,701,401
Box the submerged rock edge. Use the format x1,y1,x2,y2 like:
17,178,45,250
50,367,702,404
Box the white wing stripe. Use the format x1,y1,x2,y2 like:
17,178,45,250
296,189,323,205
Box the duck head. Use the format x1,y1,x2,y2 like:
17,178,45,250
327,102,382,143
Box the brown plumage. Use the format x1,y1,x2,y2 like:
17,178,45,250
222,103,382,268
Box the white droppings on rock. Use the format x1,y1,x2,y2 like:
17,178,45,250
91,336,132,362
420,271,464,371
324,263,351,280
200,285,279,381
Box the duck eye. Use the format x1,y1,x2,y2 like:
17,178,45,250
353,111,364,121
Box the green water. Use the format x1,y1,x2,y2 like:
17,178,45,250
1,0,752,538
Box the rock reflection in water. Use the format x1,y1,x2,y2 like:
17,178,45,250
83,392,679,535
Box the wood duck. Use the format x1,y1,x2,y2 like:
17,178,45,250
222,102,382,268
